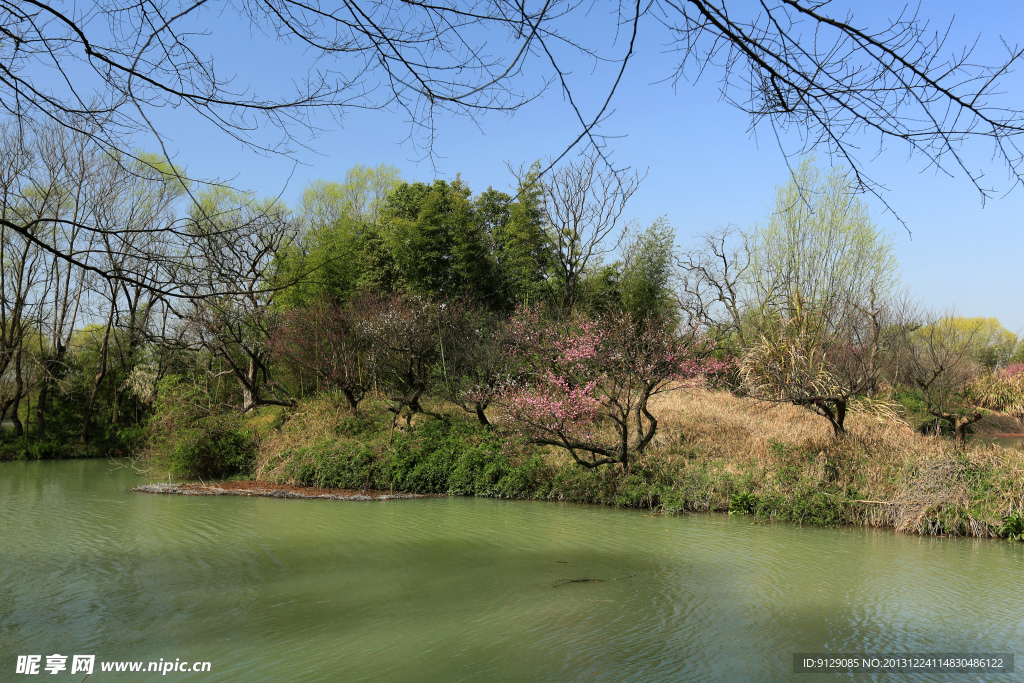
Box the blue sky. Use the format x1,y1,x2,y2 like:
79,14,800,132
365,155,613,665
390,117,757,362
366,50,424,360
142,0,1024,332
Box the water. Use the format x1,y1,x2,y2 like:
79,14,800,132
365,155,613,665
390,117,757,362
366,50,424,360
1,460,1021,681
975,435,1024,451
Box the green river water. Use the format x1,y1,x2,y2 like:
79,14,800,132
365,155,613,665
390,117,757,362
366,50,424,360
1,459,1021,682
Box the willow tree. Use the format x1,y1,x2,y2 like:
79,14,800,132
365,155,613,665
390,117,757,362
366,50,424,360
746,157,899,334
739,159,901,436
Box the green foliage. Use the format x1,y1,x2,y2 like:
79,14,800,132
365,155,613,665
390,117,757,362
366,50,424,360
575,263,623,317
262,403,856,525
380,418,512,495
144,377,257,478
996,513,1024,541
275,165,403,308
892,388,928,418
0,439,98,460
292,440,377,490
914,317,1017,370
488,164,553,307
746,156,898,331
620,217,676,320
729,491,758,515
965,372,1024,420
381,179,499,304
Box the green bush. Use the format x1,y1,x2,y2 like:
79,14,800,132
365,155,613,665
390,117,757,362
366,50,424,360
376,418,515,495
997,513,1024,541
144,377,257,479
292,440,376,490
729,491,758,515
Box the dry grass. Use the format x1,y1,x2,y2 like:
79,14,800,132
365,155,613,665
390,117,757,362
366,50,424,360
255,395,363,482
248,387,1024,538
645,388,1024,536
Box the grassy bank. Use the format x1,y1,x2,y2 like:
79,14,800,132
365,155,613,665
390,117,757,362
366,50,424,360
240,390,1024,539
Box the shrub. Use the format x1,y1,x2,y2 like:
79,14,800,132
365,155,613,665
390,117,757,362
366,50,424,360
997,513,1024,541
965,372,1024,420
143,377,257,478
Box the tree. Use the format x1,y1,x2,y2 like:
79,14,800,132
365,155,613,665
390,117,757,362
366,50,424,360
177,190,298,412
936,317,1017,370
301,164,402,229
675,224,751,349
903,311,988,444
275,164,402,308
381,179,499,305
0,121,47,436
533,151,643,313
680,159,899,341
739,293,902,438
432,304,512,428
619,218,676,321
724,159,901,437
353,292,461,429
476,175,553,310
746,157,898,333
500,306,728,471
78,152,183,441
268,303,372,414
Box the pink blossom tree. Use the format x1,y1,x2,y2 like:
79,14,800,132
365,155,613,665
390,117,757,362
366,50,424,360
500,307,731,471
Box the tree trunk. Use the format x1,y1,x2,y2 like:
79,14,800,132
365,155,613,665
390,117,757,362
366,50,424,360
10,349,24,436
474,402,491,429
342,389,361,415
81,317,114,443
814,398,847,438
110,385,124,426
35,346,66,442
35,376,50,441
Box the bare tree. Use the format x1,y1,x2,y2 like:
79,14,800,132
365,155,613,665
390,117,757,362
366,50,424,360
0,123,46,434
268,302,373,414
353,292,460,431
655,1,1024,212
176,193,298,412
534,150,643,312
79,153,182,441
675,224,751,347
902,311,987,444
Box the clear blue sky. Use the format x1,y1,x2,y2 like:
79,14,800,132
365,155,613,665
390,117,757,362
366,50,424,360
144,0,1024,332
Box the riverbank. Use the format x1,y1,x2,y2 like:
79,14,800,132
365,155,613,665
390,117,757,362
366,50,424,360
242,390,1024,540
135,481,426,500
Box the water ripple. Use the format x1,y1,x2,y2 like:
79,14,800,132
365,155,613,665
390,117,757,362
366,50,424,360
1,461,1021,682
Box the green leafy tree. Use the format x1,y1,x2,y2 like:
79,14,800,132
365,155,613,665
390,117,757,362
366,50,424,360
275,164,401,307
746,156,898,335
619,217,676,321
737,159,902,436
381,179,499,305
489,163,553,308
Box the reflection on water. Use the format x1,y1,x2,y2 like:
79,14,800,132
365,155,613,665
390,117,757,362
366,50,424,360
975,435,1024,451
1,459,1021,682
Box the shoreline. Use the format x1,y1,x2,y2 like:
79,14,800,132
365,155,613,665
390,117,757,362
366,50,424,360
133,481,427,501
